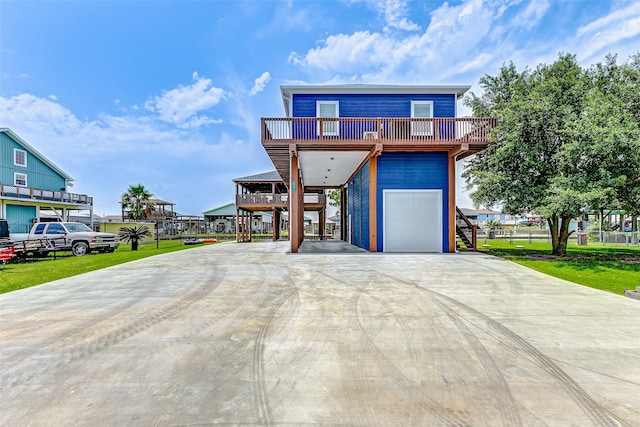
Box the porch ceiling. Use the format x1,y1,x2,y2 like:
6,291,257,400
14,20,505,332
299,150,370,188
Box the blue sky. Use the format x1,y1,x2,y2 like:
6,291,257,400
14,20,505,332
1,0,639,216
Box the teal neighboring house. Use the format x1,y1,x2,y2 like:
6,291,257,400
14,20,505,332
0,128,94,233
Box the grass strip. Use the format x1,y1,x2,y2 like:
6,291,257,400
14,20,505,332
478,240,640,295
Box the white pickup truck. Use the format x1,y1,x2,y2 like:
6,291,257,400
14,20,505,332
10,221,119,257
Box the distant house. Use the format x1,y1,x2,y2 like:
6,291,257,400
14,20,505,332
459,208,507,224
260,85,496,252
203,202,237,233
0,128,95,232
232,171,316,242
204,201,285,234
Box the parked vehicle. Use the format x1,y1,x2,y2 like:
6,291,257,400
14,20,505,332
9,221,119,257
0,218,9,241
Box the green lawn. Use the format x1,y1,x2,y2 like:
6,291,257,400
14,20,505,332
477,239,640,295
0,240,198,294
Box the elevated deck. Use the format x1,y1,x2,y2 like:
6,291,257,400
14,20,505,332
262,117,497,184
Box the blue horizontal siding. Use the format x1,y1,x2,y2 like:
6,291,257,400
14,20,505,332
376,152,449,252
1,133,66,191
347,161,371,251
292,93,456,118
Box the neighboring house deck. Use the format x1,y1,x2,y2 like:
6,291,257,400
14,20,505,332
233,171,327,242
0,128,96,232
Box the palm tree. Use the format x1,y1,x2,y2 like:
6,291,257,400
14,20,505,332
121,184,156,220
118,225,152,251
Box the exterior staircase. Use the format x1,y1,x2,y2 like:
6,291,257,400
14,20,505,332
456,207,477,251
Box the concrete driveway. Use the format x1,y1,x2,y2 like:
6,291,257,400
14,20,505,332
1,241,638,426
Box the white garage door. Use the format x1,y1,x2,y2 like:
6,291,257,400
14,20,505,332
383,190,442,253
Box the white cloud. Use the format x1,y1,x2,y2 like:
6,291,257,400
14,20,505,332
0,91,267,215
576,2,640,59
577,2,640,38
144,72,225,128
378,0,421,32
512,0,549,30
289,0,500,83
250,71,271,96
456,53,494,74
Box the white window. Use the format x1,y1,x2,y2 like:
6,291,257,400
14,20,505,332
411,100,434,136
14,172,27,187
14,149,27,167
317,100,339,136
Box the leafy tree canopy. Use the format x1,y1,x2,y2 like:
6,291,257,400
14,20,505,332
463,52,640,255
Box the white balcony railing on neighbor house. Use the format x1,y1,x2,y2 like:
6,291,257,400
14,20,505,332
0,183,93,205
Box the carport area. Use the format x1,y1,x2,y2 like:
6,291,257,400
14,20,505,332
1,241,638,426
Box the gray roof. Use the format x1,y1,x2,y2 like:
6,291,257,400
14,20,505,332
203,202,236,216
150,198,175,206
459,208,503,216
233,170,283,183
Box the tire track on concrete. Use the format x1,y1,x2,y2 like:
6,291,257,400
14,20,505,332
436,301,523,427
252,288,299,426
382,262,523,426
418,286,628,427
0,264,226,390
155,256,279,427
349,287,466,426
360,290,442,426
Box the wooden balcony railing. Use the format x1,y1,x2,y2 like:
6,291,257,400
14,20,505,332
262,117,496,145
237,193,289,207
236,193,326,207
0,183,93,205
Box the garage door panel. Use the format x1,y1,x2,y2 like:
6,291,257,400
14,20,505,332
383,190,442,253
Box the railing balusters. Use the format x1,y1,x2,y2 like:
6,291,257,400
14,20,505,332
0,183,92,205
262,117,495,144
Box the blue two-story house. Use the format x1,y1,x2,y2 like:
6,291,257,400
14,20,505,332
261,85,496,253
0,128,94,232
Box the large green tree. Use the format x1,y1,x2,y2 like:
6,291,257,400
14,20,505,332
463,52,640,255
584,54,640,231
120,184,156,221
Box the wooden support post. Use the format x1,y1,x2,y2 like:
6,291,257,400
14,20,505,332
299,184,304,247
290,153,300,253
319,208,326,240
369,157,377,252
235,207,240,243
340,186,347,242
272,209,279,241
448,155,456,253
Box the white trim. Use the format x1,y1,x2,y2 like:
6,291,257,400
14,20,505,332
316,100,339,137
14,148,27,167
411,100,434,136
282,84,470,97
14,172,27,187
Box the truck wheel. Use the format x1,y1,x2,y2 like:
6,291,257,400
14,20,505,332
72,242,89,256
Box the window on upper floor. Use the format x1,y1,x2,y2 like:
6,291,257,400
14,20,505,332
14,172,27,187
14,149,27,167
411,100,434,136
317,101,339,137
